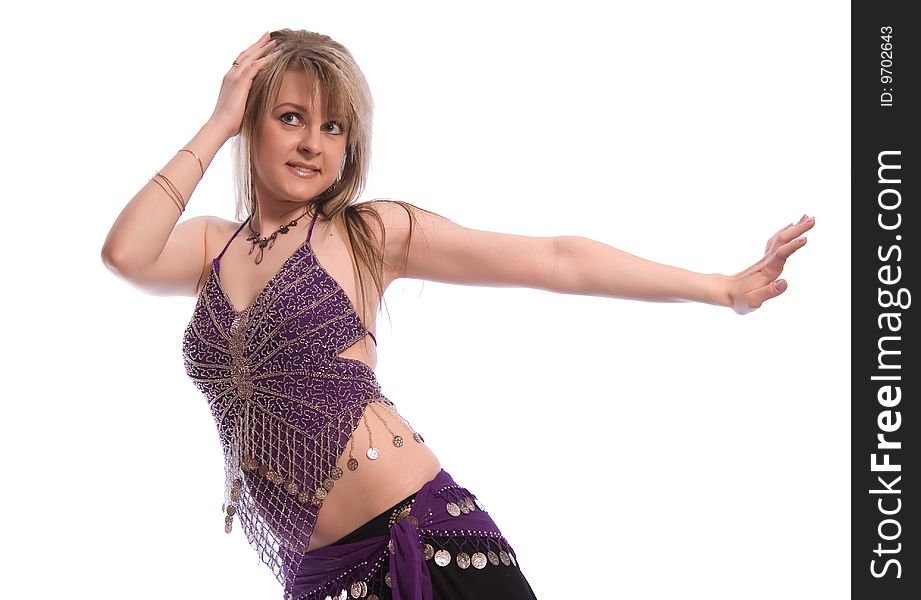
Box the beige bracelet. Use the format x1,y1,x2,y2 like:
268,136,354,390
150,175,184,215
179,148,205,178
150,171,187,215
155,171,186,210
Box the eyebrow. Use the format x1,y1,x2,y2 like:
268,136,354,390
274,101,347,123
275,102,311,112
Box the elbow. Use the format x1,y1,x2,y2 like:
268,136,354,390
100,242,123,275
548,236,585,294
100,241,140,280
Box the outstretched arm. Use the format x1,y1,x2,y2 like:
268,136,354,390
376,201,814,315
557,214,815,314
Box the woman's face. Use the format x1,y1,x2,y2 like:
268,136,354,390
252,70,348,207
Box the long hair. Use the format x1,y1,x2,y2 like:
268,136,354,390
231,29,444,327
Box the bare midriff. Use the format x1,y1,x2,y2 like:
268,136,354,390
307,400,442,551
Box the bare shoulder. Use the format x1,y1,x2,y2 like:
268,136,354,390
354,199,458,282
184,215,243,296
203,214,244,238
201,214,251,255
357,199,455,239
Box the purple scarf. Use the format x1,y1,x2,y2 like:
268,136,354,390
287,470,515,600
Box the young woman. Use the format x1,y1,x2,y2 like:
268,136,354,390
101,29,814,600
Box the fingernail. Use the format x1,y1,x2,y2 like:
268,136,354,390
799,214,807,223
775,280,787,292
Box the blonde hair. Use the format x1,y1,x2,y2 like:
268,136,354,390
231,29,442,326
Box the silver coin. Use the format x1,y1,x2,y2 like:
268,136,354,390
339,590,348,600
464,497,475,512
350,582,362,598
347,457,359,471
459,502,470,514
456,552,471,569
487,550,500,565
471,552,488,569
413,432,424,443
499,550,511,566
331,466,343,479
314,487,327,500
323,478,335,491
359,581,367,597
423,543,435,560
474,498,485,511
384,572,392,587
510,552,518,567
392,435,404,447
366,447,380,460
434,549,451,567
446,502,461,517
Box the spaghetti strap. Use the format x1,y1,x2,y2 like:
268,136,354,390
306,209,321,243
213,216,252,279
304,208,375,347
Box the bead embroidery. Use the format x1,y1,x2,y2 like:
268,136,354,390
181,213,424,596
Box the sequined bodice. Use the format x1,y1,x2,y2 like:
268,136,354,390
180,211,392,586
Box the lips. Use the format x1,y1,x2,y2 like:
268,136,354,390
286,162,321,179
287,162,319,174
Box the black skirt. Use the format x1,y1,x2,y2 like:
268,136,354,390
332,492,538,599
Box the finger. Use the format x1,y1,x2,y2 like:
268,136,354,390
235,32,275,63
248,31,272,51
772,216,813,242
254,49,282,64
230,45,277,76
784,216,815,239
745,279,789,311
240,48,281,69
242,49,282,74
764,219,800,254
764,216,815,255
762,236,808,277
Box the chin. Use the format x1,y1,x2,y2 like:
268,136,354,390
282,184,330,202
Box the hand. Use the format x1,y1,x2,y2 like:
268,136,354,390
208,32,279,139
723,214,816,315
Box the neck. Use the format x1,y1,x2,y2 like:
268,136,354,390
251,202,315,236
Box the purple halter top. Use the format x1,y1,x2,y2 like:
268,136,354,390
181,209,391,587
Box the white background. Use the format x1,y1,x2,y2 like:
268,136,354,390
1,1,849,598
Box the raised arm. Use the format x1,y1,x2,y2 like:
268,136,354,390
375,201,814,315
101,33,278,296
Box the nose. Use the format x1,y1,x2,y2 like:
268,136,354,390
298,127,323,156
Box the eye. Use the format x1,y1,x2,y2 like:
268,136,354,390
280,112,302,126
322,121,345,135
